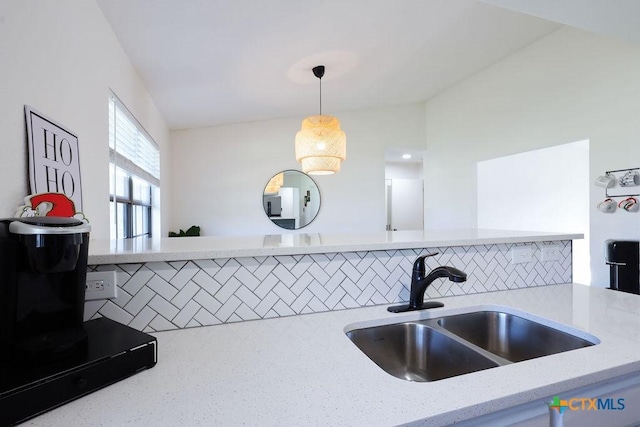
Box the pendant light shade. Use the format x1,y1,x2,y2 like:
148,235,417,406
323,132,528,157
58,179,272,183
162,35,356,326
295,65,346,175
264,171,284,194
295,114,346,175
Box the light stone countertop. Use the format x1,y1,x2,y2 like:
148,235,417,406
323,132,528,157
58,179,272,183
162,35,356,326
88,229,582,264
26,284,640,426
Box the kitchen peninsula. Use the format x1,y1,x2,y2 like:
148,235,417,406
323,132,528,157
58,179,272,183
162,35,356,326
81,229,579,332
26,284,640,426
82,229,579,334
23,230,640,425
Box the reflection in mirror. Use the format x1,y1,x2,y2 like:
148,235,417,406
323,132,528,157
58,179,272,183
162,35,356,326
263,233,322,247
263,170,320,230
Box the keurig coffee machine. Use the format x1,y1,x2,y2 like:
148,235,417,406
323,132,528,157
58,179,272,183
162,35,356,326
0,217,90,362
0,217,157,425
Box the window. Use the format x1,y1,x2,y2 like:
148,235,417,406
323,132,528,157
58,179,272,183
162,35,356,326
109,92,160,239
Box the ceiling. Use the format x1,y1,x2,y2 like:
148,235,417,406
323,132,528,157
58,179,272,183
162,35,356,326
96,0,562,131
95,0,640,164
479,0,640,45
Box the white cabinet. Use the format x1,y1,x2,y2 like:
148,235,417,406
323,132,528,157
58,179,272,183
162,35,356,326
456,371,640,426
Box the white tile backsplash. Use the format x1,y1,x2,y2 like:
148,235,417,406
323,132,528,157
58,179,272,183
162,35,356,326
86,241,572,332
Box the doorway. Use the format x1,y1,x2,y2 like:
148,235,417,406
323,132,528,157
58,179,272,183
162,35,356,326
385,152,425,231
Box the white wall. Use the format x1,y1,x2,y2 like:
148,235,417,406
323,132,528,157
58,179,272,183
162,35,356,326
477,140,590,284
170,103,426,236
424,27,640,286
0,0,170,239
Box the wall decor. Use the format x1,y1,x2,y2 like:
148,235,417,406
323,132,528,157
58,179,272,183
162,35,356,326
25,106,83,211
262,170,321,230
15,192,87,220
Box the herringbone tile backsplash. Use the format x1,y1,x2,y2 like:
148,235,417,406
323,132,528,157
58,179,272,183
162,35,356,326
85,241,572,332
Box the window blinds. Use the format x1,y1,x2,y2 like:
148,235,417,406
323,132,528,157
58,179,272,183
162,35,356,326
109,93,160,187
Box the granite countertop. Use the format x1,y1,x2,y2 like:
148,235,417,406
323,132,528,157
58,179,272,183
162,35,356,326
26,284,640,426
87,229,582,264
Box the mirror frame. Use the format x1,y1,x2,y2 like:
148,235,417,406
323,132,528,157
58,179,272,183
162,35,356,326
262,169,321,230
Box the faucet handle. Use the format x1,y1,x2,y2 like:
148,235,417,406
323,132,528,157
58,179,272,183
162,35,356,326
413,252,439,273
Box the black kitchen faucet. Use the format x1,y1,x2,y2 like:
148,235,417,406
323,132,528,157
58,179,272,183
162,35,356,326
387,253,467,313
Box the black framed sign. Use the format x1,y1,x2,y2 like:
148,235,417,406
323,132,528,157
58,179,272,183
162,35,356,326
25,106,83,210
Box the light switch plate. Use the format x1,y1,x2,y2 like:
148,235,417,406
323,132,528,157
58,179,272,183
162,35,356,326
511,246,533,264
85,271,118,300
541,244,562,262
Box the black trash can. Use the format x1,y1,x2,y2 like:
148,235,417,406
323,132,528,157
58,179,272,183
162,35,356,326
605,240,640,294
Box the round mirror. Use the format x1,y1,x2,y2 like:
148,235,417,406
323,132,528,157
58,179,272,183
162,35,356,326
262,170,321,230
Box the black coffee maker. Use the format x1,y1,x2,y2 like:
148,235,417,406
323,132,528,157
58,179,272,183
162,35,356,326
0,217,91,362
0,217,158,426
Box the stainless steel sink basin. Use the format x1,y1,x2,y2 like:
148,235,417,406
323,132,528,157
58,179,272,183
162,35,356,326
437,311,595,362
345,309,598,382
346,322,498,382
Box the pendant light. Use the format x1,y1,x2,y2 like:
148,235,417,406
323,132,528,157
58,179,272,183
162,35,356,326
295,65,346,175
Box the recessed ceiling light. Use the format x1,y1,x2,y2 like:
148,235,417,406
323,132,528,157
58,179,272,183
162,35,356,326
402,154,412,159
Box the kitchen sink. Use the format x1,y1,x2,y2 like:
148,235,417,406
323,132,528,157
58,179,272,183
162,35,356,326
346,322,498,382
345,309,598,382
437,311,595,362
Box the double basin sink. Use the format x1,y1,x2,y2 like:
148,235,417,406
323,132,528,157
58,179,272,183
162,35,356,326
346,310,598,382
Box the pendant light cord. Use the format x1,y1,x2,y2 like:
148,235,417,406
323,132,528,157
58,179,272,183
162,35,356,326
319,77,322,116
312,65,326,116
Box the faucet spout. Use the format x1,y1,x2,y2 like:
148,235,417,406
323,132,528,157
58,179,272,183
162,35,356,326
408,266,467,310
388,254,467,313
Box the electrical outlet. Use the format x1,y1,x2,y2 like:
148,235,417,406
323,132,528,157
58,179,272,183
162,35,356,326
541,244,562,262
85,271,118,301
511,246,533,264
